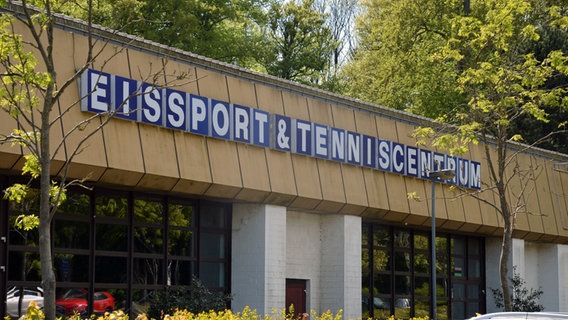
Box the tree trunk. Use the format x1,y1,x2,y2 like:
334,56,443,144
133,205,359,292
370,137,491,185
498,187,513,311
40,90,56,320
500,221,513,311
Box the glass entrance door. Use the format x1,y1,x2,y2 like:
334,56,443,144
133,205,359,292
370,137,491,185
450,237,485,319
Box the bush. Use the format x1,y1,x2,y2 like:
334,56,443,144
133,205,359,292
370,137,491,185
146,276,232,319
491,267,544,312
12,303,432,320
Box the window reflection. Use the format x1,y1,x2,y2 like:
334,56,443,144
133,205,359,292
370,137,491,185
134,199,163,224
200,203,226,227
200,233,225,258
55,254,89,282
55,221,89,249
5,187,230,317
95,256,127,283
168,260,194,285
199,262,225,287
362,224,484,319
133,258,164,285
96,195,127,218
96,224,128,251
7,251,41,281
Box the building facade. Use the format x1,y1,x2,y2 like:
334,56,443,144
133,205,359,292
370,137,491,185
1,5,568,320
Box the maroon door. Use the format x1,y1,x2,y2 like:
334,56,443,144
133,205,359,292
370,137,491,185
286,279,307,317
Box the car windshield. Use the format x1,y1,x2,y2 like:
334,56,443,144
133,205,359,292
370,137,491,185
62,289,86,299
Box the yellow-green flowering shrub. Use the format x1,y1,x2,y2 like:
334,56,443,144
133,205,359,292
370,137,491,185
12,303,429,320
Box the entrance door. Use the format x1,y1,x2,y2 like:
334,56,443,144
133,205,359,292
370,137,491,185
286,279,307,317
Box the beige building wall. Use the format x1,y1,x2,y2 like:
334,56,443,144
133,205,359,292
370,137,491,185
1,10,568,244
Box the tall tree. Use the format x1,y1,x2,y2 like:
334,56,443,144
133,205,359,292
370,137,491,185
345,0,568,313
343,0,468,118
262,0,337,85
0,1,188,319
312,0,359,91
59,0,272,69
411,0,568,311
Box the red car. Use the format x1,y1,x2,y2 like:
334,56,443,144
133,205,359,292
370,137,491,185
56,289,115,316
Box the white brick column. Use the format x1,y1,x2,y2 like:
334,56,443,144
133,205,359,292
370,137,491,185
485,237,502,313
320,214,362,319
231,203,287,315
537,243,568,312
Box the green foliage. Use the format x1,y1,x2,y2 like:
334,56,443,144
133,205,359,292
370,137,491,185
342,0,467,117
430,0,568,155
146,276,232,319
14,214,40,231
262,0,337,85
344,0,568,154
56,0,271,69
491,267,544,312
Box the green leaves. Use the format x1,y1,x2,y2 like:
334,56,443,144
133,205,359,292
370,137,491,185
263,0,337,84
14,214,40,231
4,183,30,204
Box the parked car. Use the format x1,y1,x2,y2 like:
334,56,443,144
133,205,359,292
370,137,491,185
469,312,568,319
6,287,44,317
362,296,387,310
55,289,115,316
395,298,411,309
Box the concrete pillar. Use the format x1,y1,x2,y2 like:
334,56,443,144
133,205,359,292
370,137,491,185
485,237,502,312
320,214,362,320
231,203,287,315
537,243,568,312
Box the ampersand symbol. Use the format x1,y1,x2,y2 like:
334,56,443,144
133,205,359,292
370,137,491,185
277,119,290,148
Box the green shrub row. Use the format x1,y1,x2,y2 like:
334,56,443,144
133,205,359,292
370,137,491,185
6,303,431,320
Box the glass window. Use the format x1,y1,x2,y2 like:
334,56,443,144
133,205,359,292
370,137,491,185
134,199,163,224
95,256,127,283
394,231,410,248
414,276,430,297
57,192,90,216
95,194,127,219
5,186,231,318
96,224,128,251
373,249,390,271
134,226,164,254
394,251,411,272
168,260,194,285
55,220,89,249
373,227,390,247
7,251,41,281
168,203,193,228
168,229,193,256
394,275,411,295
362,223,485,319
414,234,429,250
452,237,466,255
362,224,369,246
414,253,429,274
8,224,39,246
452,257,465,278
55,254,89,282
468,259,481,278
133,258,164,285
200,203,227,228
200,233,225,258
374,274,392,295
199,262,225,287
469,239,480,255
